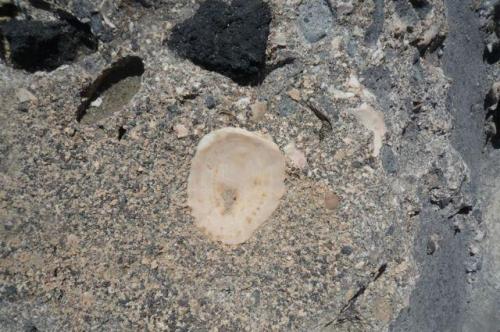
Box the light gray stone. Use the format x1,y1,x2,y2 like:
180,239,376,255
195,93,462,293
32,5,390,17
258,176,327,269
298,0,333,43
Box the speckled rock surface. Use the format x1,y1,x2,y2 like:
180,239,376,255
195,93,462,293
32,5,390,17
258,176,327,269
0,0,484,331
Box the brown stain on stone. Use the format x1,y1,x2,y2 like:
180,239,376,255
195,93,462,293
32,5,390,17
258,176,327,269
373,297,393,323
216,183,239,215
324,191,340,210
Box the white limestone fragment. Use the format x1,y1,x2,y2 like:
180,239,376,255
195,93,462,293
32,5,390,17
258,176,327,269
90,97,103,108
329,86,356,100
187,127,286,245
174,124,189,138
351,103,387,157
284,142,308,170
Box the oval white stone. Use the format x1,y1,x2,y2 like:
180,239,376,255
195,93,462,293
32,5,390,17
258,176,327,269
187,127,286,245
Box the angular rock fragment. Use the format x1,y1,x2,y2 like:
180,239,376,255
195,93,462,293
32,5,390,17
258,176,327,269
168,0,271,86
0,20,97,72
15,88,37,104
187,128,286,245
284,142,307,170
412,24,447,56
351,103,386,157
324,190,340,210
250,101,267,122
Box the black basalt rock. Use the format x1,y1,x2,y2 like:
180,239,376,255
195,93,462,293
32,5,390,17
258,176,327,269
0,20,97,72
167,0,272,86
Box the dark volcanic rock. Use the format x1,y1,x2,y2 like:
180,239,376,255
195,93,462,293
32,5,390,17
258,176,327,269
0,20,97,72
0,0,18,17
484,41,500,64
364,0,384,44
167,0,271,85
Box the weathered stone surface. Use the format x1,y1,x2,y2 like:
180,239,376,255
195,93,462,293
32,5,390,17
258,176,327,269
0,0,492,331
0,20,97,72
298,0,333,43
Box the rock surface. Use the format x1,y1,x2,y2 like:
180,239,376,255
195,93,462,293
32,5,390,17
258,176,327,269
0,0,496,331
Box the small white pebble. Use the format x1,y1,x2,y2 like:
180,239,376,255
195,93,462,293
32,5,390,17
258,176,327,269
16,88,37,103
174,124,189,138
90,97,103,108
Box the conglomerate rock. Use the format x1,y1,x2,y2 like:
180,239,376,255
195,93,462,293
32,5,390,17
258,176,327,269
0,0,485,331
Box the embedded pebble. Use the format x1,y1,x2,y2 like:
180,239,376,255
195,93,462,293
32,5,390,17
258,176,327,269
324,190,340,210
350,103,387,157
250,101,267,122
174,124,189,138
287,88,301,101
298,0,333,43
15,88,37,103
205,95,217,109
284,142,308,169
90,97,103,108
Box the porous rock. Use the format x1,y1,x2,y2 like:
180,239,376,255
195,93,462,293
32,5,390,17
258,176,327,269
168,0,271,85
0,20,97,72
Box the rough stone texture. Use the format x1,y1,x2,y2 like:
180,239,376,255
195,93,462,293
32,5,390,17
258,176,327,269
391,1,499,331
77,55,144,124
364,0,384,44
0,19,97,72
0,0,495,331
298,0,334,43
168,0,271,85
0,0,17,17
